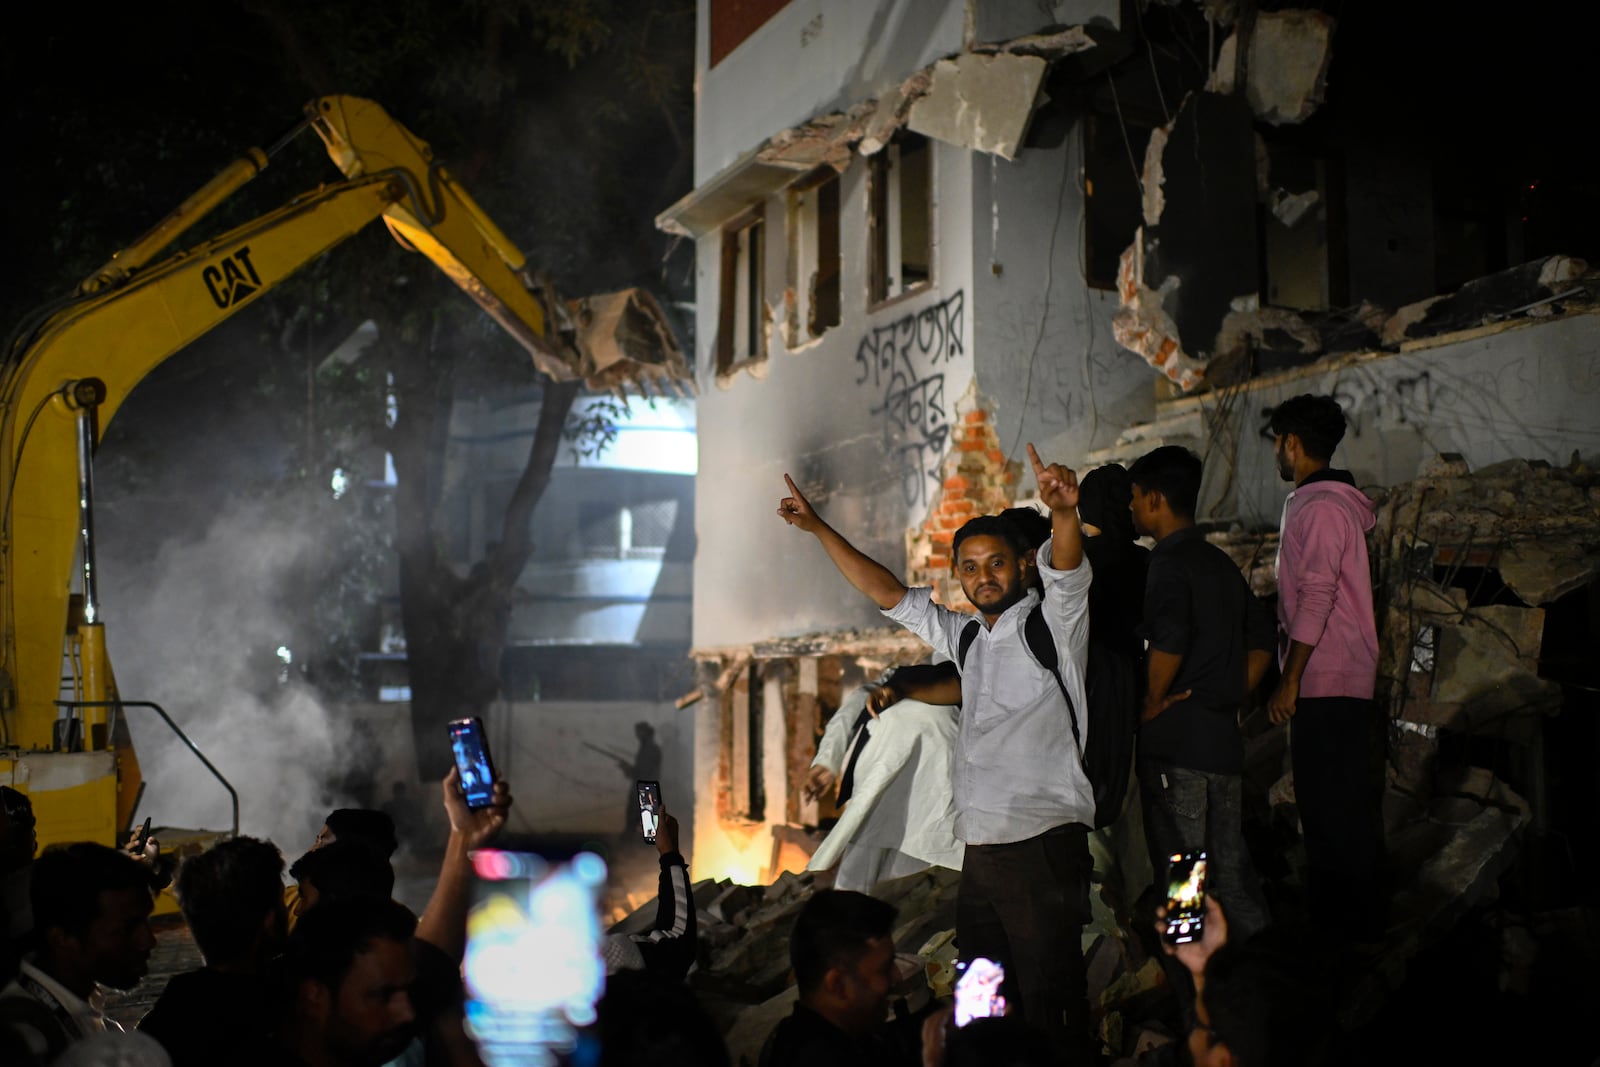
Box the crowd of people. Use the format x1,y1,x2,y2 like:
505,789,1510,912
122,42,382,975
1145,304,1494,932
0,393,1374,1066
780,393,1380,1064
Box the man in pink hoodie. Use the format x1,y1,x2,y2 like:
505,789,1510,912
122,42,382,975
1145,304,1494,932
1267,394,1386,946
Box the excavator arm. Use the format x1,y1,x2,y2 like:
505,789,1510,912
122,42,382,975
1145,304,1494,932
0,95,688,850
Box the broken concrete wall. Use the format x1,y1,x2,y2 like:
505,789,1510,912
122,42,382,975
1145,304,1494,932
1115,91,1260,384
695,0,969,181
1090,310,1600,528
970,126,1157,467
689,139,977,653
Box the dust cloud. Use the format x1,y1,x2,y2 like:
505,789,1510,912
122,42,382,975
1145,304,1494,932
98,495,359,854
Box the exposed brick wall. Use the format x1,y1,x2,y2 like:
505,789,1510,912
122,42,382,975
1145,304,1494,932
905,406,1023,608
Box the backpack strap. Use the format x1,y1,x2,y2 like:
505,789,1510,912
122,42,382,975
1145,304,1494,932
957,619,980,671
1023,603,1082,753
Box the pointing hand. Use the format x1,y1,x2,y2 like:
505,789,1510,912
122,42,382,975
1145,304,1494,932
1027,444,1079,512
777,473,823,533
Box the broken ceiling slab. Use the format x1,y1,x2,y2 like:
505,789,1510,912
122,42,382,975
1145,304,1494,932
656,145,816,238
1208,10,1335,124
756,103,873,171
907,52,1049,160
1389,255,1593,342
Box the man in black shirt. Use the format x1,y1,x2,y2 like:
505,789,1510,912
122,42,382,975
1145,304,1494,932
1128,446,1273,941
759,890,917,1067
139,836,287,1067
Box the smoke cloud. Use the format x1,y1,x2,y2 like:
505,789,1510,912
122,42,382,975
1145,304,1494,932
99,494,359,854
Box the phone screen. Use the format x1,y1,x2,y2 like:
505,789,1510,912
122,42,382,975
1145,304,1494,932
1163,851,1208,944
449,718,497,810
637,780,662,844
953,957,1006,1027
463,850,606,1066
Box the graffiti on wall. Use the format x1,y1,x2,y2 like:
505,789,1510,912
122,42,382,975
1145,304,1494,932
854,290,965,508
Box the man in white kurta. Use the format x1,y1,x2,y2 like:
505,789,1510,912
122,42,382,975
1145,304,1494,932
806,685,963,891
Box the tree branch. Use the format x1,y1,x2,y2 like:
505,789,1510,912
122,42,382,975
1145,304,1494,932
491,378,581,583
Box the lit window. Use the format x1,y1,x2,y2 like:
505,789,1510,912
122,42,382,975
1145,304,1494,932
869,133,933,305
786,169,842,344
717,206,766,373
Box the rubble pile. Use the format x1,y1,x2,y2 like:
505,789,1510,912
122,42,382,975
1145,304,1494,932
610,860,1201,1065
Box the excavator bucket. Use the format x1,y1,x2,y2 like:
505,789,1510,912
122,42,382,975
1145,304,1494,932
570,288,694,396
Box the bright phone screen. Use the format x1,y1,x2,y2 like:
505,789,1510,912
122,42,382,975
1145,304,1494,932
449,718,495,809
463,850,607,1066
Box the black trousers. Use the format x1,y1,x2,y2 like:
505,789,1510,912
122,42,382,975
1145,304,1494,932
1291,696,1388,941
957,824,1093,1060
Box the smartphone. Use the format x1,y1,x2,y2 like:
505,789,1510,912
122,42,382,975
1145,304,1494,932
463,849,606,1066
448,717,498,810
1162,850,1208,945
637,780,662,844
953,957,1007,1027
133,816,153,851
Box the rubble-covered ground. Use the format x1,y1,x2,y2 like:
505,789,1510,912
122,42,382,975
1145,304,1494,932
615,456,1600,1064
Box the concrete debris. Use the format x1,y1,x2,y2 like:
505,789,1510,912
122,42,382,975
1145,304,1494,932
572,287,694,396
1497,540,1600,606
1387,256,1594,342
757,105,875,172
1214,304,1322,362
1140,124,1170,228
907,53,1049,161
1270,187,1320,227
1430,601,1563,733
751,28,1100,173
1114,93,1258,389
972,25,1098,60
1112,233,1208,391
1209,11,1336,125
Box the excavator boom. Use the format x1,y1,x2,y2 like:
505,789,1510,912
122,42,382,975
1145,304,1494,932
0,95,688,857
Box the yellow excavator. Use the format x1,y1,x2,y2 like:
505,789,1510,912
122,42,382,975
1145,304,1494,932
0,96,689,893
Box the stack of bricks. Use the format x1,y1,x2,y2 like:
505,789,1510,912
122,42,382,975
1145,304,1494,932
905,407,1022,607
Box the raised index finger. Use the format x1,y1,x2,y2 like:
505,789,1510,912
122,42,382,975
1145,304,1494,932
1026,443,1047,477
783,473,802,497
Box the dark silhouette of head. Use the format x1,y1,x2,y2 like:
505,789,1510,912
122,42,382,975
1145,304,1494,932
31,843,156,993
290,841,395,919
1128,446,1203,530
176,835,287,969
789,890,898,1034
1077,464,1138,543
319,809,398,859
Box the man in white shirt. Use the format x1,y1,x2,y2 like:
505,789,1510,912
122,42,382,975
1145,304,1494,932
804,681,963,891
777,444,1096,1058
0,843,155,1058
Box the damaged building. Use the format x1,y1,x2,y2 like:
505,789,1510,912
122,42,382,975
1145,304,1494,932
657,0,1598,1055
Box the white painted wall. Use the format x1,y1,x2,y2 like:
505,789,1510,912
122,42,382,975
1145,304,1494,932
1176,312,1600,527
695,0,968,180
692,142,976,651
970,135,1156,470
488,699,694,837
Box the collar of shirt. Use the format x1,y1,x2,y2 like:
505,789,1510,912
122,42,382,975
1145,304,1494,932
1152,525,1204,554
18,959,118,1034
1297,467,1355,488
977,588,1040,632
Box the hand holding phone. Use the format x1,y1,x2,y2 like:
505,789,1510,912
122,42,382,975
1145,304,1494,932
126,816,153,856
449,717,498,810
636,780,662,844
1161,851,1208,945
953,957,1007,1027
